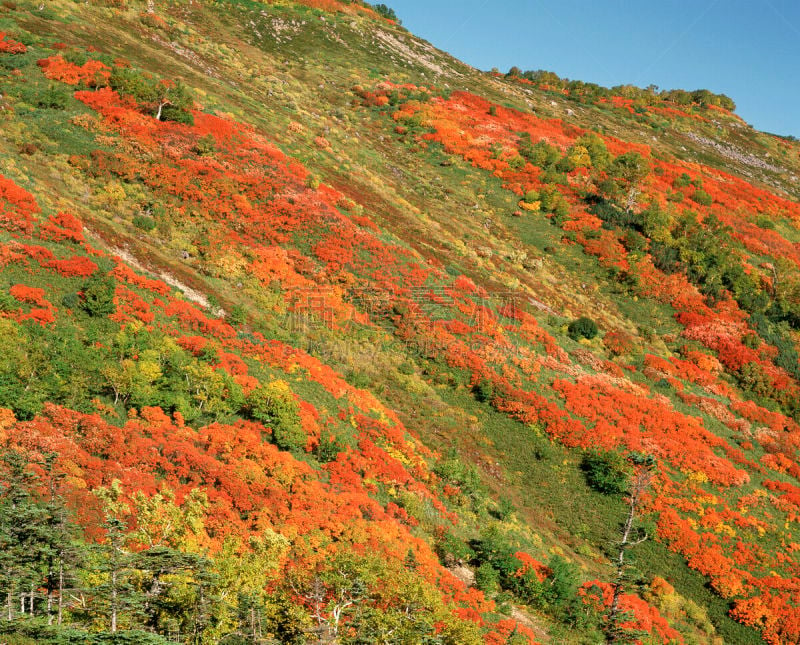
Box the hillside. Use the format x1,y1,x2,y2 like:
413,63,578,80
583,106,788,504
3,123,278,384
1,1,800,643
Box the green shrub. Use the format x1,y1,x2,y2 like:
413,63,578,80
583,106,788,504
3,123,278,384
0,290,16,313
475,562,500,594
552,199,570,220
597,178,619,199
543,554,580,609
345,370,371,388
538,186,562,211
673,173,692,188
574,132,611,170
519,138,560,168
756,215,775,229
580,449,629,495
650,241,681,274
550,209,569,228
507,154,525,169
110,67,159,104
554,154,575,173
63,49,89,67
567,316,598,340
742,333,760,350
539,169,568,185
160,103,194,125
492,497,514,520
36,85,69,110
435,531,474,564
133,215,156,231
81,274,116,317
434,450,487,509
246,381,306,451
472,526,518,575
736,361,773,399
193,134,216,156
314,431,345,463
691,189,713,206
621,230,647,253
524,189,540,203
472,379,494,403
397,360,415,375
227,305,246,327
588,199,635,230
469,528,585,618
60,292,79,310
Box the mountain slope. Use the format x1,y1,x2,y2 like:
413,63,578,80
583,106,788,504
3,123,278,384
1,1,800,643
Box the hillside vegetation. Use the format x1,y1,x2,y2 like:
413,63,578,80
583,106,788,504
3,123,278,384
1,1,800,643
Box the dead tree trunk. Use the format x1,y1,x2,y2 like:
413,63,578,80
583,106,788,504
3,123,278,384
607,464,654,642
155,99,172,121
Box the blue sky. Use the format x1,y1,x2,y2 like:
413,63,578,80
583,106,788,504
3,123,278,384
391,0,800,137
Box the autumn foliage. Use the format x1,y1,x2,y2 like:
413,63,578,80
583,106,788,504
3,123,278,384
2,11,800,641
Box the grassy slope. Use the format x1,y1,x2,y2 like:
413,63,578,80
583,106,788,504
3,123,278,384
5,0,800,642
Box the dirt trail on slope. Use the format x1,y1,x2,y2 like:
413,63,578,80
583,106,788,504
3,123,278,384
84,225,225,317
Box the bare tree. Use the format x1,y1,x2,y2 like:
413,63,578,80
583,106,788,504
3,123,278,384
155,98,172,122
607,455,655,643
290,558,368,644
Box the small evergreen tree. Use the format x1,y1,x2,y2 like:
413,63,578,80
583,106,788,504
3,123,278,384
567,316,599,341
0,451,45,620
81,273,116,317
371,3,400,23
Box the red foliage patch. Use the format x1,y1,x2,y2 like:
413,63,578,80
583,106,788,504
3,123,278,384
37,55,111,87
0,174,40,235
0,32,26,54
579,580,683,644
46,255,98,277
38,211,84,243
9,284,48,307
